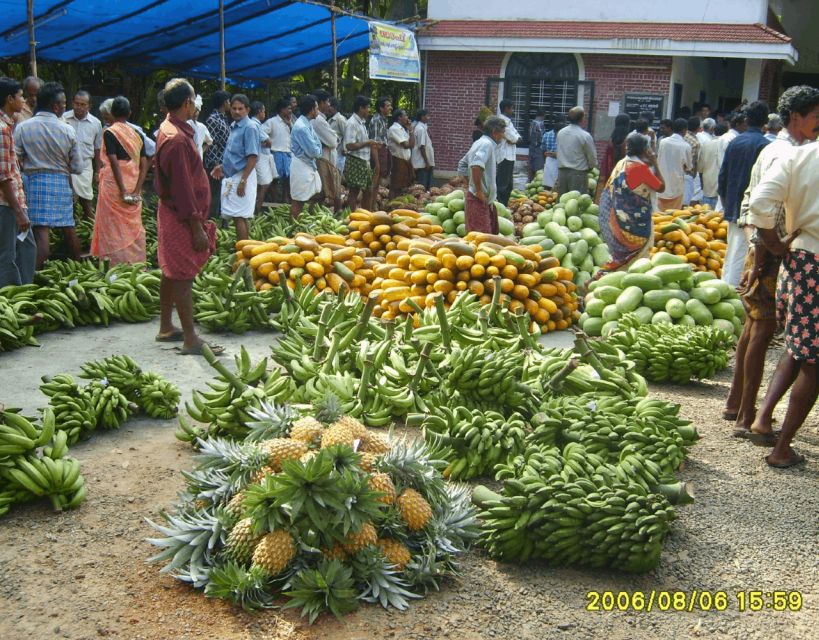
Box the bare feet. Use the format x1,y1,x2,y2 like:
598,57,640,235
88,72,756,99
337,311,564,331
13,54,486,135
765,448,806,468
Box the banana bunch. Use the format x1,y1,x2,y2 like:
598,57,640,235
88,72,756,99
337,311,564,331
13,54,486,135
446,346,535,413
85,380,136,430
193,260,280,333
607,315,732,384
0,293,39,351
80,354,142,397
0,409,87,514
1,283,78,336
416,406,528,480
138,372,181,419
106,264,161,323
474,442,685,572
41,374,97,444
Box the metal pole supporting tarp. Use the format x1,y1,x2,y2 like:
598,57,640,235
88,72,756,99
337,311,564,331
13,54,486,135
331,2,338,97
27,0,37,77
219,0,226,90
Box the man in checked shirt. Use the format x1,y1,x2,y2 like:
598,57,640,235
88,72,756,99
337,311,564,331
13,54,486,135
724,85,819,448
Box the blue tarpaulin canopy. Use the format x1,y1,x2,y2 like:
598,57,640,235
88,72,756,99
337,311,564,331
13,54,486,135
0,0,374,82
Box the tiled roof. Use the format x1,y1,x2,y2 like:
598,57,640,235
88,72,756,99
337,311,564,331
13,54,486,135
417,21,791,44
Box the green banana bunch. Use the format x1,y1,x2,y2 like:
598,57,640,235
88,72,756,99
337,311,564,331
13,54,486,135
446,346,535,414
80,354,143,397
138,372,181,419
415,406,528,481
0,408,52,457
106,264,161,323
85,380,135,430
45,388,97,445
0,293,40,351
607,314,732,384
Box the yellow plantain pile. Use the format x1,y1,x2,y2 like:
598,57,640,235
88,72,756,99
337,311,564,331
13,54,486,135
651,206,728,277
236,209,580,332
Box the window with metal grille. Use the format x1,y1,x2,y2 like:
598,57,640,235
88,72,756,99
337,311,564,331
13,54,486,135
504,53,579,147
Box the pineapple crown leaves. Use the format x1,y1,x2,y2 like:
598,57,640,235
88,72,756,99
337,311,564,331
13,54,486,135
402,542,453,594
180,467,237,507
283,559,359,623
427,483,481,554
314,390,344,424
321,444,366,476
376,437,448,504
193,436,267,481
204,561,276,610
350,547,419,610
145,507,231,588
244,401,297,442
241,476,289,534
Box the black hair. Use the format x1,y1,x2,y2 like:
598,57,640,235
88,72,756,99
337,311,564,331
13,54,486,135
392,109,407,124
535,108,546,117
678,106,691,119
499,99,513,113
376,96,391,111
231,94,251,109
211,90,231,109
626,133,648,157
111,96,130,118
672,118,688,134
687,116,701,132
634,118,649,133
36,81,65,112
743,100,769,128
611,113,631,146
299,94,317,116
329,97,341,111
659,118,673,129
414,108,428,121
353,95,370,114
700,103,711,110
250,100,265,118
729,111,747,127
0,77,22,107
157,90,165,108
313,89,330,104
284,93,296,102
777,85,819,126
275,98,291,114
163,79,194,111
74,90,91,102
714,123,729,136
639,110,655,124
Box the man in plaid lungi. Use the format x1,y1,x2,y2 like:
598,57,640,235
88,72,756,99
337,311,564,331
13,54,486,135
13,81,82,268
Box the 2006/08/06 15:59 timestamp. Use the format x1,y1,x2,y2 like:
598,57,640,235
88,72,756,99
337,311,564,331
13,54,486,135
586,590,804,612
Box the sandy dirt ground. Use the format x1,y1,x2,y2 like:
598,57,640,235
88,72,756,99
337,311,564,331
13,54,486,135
0,323,816,640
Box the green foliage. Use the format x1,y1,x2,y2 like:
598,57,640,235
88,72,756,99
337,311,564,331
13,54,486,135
283,559,359,623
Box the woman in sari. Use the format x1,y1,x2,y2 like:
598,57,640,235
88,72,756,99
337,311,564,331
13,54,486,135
91,96,149,264
598,133,665,271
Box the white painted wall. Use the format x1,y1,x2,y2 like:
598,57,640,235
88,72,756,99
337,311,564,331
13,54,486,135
427,0,768,23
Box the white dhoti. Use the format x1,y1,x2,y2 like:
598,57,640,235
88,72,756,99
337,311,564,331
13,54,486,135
255,154,276,186
543,156,558,188
692,174,703,202
71,165,94,201
336,154,346,174
289,156,322,202
722,221,749,287
221,172,257,219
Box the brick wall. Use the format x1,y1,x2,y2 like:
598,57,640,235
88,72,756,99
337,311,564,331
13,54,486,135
424,51,505,172
582,54,673,160
758,60,783,109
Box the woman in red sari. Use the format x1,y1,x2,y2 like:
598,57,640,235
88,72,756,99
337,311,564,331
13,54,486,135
91,96,149,264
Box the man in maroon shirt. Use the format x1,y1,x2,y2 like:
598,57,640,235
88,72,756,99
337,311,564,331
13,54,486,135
153,78,222,355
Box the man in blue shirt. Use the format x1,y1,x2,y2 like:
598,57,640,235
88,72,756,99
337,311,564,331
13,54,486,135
289,94,323,219
717,100,770,286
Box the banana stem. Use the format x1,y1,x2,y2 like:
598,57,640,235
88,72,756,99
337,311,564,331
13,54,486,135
405,413,426,427
409,343,432,391
676,424,700,443
312,305,333,360
402,314,414,342
382,319,395,339
354,294,377,341
488,276,502,323
278,270,293,305
472,484,503,508
433,294,451,350
513,311,534,348
405,297,424,315
320,332,343,374
202,344,247,391
573,332,606,372
478,308,489,334
546,356,579,392
656,481,695,505
358,360,373,401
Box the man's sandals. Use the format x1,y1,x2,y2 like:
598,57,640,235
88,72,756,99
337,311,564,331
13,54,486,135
765,451,806,469
176,342,225,356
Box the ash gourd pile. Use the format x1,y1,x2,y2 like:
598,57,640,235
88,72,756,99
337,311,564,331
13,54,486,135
151,274,700,622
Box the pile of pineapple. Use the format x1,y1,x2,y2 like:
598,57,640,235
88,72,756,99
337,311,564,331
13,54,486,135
148,398,478,622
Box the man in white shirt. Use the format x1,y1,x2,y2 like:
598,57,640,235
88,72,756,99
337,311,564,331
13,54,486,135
656,118,692,210
411,109,434,190
464,116,506,233
264,98,292,203
386,109,415,199
495,99,520,206
327,97,347,174
556,106,597,196
62,90,102,219
697,119,720,208
250,100,275,213
343,95,378,210
312,89,342,211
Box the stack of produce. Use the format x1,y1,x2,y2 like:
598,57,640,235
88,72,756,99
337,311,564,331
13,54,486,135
0,408,87,516
651,206,728,276
518,190,610,288
605,314,733,384
418,190,516,239
150,409,479,619
40,355,180,444
507,196,547,236
0,259,162,353
346,208,444,255
586,167,600,195
579,252,744,339
193,258,282,334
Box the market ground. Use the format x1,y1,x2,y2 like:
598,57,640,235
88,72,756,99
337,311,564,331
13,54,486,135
0,323,816,640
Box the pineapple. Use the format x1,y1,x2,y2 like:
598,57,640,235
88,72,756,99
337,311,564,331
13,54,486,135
332,415,368,440
342,521,378,554
397,488,432,530
251,465,276,484
360,431,391,454
225,491,246,520
322,544,348,562
300,450,318,464
368,472,396,505
320,422,355,449
223,517,262,565
260,438,308,470
377,538,412,570
358,452,377,472
289,417,324,444
251,529,296,577
314,391,344,424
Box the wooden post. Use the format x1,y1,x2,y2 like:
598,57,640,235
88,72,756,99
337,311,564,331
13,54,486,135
331,2,338,97
219,0,226,90
27,0,37,77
